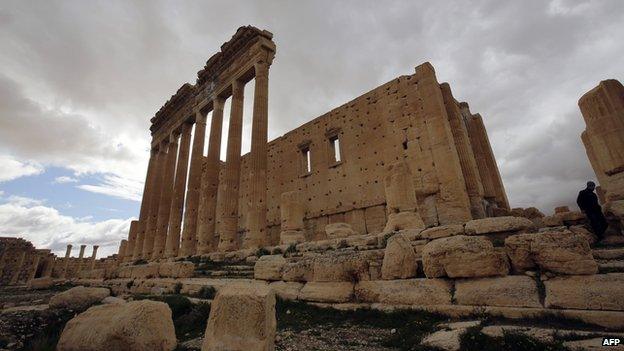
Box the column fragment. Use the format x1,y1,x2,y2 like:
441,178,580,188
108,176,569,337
153,134,179,260
61,244,72,279
133,149,158,260
143,143,168,259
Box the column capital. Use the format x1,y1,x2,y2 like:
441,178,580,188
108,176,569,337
231,80,245,96
213,96,225,110
254,61,269,77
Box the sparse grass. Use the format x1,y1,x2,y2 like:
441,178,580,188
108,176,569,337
275,298,448,350
285,243,298,255
272,247,283,255
256,247,271,257
336,240,348,249
459,326,569,351
133,259,148,265
195,286,216,299
481,311,607,331
173,282,183,295
380,232,394,247
21,309,75,351
174,302,211,340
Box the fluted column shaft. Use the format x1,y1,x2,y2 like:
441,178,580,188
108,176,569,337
142,143,168,259
218,81,245,251
89,245,99,270
180,111,208,257
245,62,270,249
152,134,179,260
198,98,225,254
133,149,158,260
118,240,127,263
125,221,138,262
165,123,192,258
61,244,72,278
76,244,86,275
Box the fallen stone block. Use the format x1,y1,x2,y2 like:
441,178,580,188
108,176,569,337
158,261,195,278
50,286,110,311
454,276,542,308
27,277,54,290
465,216,533,235
281,258,314,282
383,211,425,233
202,283,276,351
298,282,354,303
381,233,418,279
254,255,286,281
269,281,303,300
420,224,464,240
325,222,356,239
544,273,624,310
131,263,160,279
312,251,376,282
57,300,176,351
355,279,452,305
422,235,509,278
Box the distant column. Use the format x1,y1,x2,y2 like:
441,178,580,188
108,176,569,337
153,133,180,260
42,256,54,278
165,123,192,258
218,81,245,252
28,255,40,281
124,221,138,262
61,244,72,279
245,62,270,249
117,240,128,263
133,148,158,260
472,114,509,210
10,252,26,285
76,244,86,275
90,245,99,270
143,142,169,259
180,110,208,257
198,97,225,254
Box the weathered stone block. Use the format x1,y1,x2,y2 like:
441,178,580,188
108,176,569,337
131,264,160,279
422,235,509,278
202,284,276,351
50,286,111,311
312,251,373,282
298,282,354,303
27,277,54,290
465,216,533,235
254,255,286,281
454,276,542,308
282,258,314,282
383,211,425,233
269,281,303,300
158,261,195,278
420,224,464,240
57,300,176,351
325,222,356,239
544,274,624,310
381,233,418,280
355,279,452,305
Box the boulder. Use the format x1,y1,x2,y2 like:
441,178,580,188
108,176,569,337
298,282,354,303
312,251,378,282
101,296,126,305
381,233,418,279
465,216,533,235
383,211,425,233
57,300,176,351
50,286,110,311
158,261,195,278
202,284,276,351
325,222,356,239
27,277,54,290
420,224,464,240
555,206,570,213
544,273,624,310
355,279,452,305
421,235,509,278
454,276,542,308
569,225,598,246
505,231,598,275
254,255,286,281
268,281,303,300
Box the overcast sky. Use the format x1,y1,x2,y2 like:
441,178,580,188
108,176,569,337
0,0,622,257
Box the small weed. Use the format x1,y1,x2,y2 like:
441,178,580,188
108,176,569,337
272,247,283,255
256,247,271,257
337,240,348,249
196,286,217,299
175,302,211,340
126,280,134,289
173,282,183,295
133,259,148,265
285,244,298,255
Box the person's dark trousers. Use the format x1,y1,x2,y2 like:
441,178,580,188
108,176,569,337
585,210,608,240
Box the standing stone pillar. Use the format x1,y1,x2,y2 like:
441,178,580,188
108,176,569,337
42,256,54,278
133,148,158,260
118,240,127,263
90,245,99,270
153,133,179,260
165,123,192,258
440,83,485,219
76,244,86,276
383,161,425,233
143,142,169,259
245,62,270,249
578,79,624,201
125,221,138,262
10,252,26,285
61,244,72,279
28,255,40,281
279,191,306,244
180,110,208,257
218,81,245,252
198,98,225,254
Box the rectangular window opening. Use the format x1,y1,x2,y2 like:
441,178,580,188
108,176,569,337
303,147,311,174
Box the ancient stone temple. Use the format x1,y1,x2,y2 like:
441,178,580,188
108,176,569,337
123,26,508,261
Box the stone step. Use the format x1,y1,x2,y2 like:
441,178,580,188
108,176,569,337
598,260,624,273
593,248,624,260
201,270,254,279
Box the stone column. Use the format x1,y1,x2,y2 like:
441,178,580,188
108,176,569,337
90,245,99,270
10,252,26,285
118,240,127,263
143,142,169,259
383,161,425,232
61,244,72,279
472,114,509,210
0,250,7,281
279,191,305,245
180,110,208,257
440,83,485,219
165,123,192,258
133,148,158,260
198,98,225,255
218,81,245,252
578,79,624,201
76,244,86,276
152,133,179,260
42,256,54,278
125,221,138,262
245,62,270,249
28,255,40,281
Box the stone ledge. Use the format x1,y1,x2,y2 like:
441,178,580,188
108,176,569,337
355,279,452,305
298,282,354,303
544,273,624,311
454,276,542,308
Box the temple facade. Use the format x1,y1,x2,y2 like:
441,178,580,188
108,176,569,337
121,26,509,261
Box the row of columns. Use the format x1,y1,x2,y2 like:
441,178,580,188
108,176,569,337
125,61,271,262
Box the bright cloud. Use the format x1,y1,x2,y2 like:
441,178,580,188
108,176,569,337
53,176,78,184
0,155,43,182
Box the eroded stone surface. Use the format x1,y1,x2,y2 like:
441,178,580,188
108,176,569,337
454,276,542,308
544,273,624,310
355,279,452,305
49,286,110,311
254,255,286,281
381,233,418,280
465,216,533,235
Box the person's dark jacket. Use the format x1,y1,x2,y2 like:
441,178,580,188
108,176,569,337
577,188,601,213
